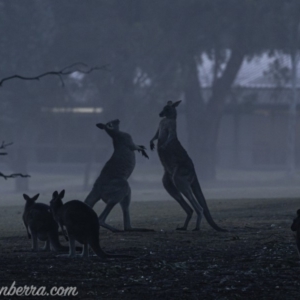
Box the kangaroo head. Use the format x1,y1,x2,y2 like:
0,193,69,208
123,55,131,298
96,119,120,132
23,193,40,205
50,190,65,213
159,101,181,119
291,209,300,231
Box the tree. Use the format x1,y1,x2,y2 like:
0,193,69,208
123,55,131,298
0,64,106,187
0,141,29,180
131,0,300,179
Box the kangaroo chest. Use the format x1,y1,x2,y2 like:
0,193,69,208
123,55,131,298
157,119,178,174
100,147,136,181
157,118,176,147
157,119,193,175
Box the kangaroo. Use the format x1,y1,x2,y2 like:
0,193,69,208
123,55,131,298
23,193,72,252
291,209,300,258
84,119,153,232
50,190,133,259
150,100,226,232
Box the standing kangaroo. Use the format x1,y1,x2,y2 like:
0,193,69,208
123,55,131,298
150,100,226,232
50,190,133,259
291,209,300,259
84,119,153,232
22,193,72,252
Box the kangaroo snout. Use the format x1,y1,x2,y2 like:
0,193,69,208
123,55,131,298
96,123,105,129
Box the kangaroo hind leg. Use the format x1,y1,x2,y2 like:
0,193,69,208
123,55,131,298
84,187,101,208
163,172,193,230
98,180,130,232
41,239,50,251
173,175,203,231
120,185,154,232
57,235,76,258
31,231,39,251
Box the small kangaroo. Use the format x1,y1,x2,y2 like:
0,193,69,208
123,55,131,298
50,190,133,259
23,193,71,252
291,209,300,258
84,119,153,232
150,100,226,232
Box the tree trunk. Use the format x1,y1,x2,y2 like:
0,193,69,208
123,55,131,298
184,48,245,180
183,56,206,176
287,23,300,176
287,50,298,176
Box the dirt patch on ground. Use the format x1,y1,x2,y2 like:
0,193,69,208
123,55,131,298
0,198,299,299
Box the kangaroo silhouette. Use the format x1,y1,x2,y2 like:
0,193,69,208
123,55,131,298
23,193,73,252
84,119,153,232
291,209,300,258
50,190,133,259
150,100,226,232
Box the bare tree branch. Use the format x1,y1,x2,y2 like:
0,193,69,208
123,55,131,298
0,141,13,155
0,172,30,180
0,63,110,180
0,63,110,87
0,141,30,179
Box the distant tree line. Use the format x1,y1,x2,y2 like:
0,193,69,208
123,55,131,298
0,0,300,181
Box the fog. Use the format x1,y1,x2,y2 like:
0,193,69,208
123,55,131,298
1,0,300,206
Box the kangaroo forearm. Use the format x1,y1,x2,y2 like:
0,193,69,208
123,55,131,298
150,130,159,142
159,132,176,149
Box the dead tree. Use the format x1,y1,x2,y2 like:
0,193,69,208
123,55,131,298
0,63,109,186
0,141,30,180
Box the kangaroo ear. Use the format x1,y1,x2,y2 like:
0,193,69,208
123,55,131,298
52,191,58,198
172,100,182,107
32,194,40,201
23,194,30,201
59,189,65,199
96,123,105,129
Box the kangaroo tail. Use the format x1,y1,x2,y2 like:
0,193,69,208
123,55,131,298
89,235,133,259
191,179,227,232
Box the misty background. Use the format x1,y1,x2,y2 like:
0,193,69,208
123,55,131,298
1,0,300,203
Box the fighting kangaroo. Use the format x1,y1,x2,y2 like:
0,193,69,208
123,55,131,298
84,119,153,232
23,193,73,252
291,209,300,259
150,100,226,232
51,190,133,259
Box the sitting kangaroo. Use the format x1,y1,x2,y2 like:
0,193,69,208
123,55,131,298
150,100,226,232
50,190,133,259
84,119,153,232
23,193,72,252
291,209,300,258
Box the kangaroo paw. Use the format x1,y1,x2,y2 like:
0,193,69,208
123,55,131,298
141,150,149,159
150,142,155,151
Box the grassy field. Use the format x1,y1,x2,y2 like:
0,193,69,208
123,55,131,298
0,196,299,299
